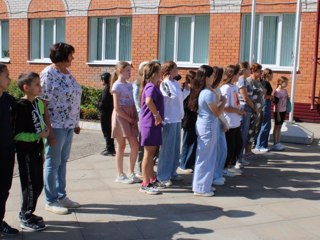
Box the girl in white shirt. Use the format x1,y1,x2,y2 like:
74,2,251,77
157,61,190,187
220,65,246,174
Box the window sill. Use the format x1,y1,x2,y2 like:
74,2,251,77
87,61,131,66
176,62,205,68
0,58,10,63
27,60,52,64
262,65,297,72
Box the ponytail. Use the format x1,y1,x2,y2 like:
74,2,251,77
110,61,131,94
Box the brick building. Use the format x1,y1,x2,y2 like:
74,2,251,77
1,0,319,122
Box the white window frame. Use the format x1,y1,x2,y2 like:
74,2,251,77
241,13,300,71
28,19,62,64
159,15,209,68
0,20,9,63
88,17,131,65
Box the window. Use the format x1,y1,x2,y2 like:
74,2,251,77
240,14,296,70
89,17,132,63
159,15,210,67
0,20,9,60
30,19,65,61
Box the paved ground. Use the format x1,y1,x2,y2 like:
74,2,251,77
2,123,320,240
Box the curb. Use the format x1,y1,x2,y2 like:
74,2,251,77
79,120,101,131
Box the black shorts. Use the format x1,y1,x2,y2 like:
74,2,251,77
274,111,286,125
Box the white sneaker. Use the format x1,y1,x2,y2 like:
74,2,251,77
115,174,134,184
277,143,285,150
234,162,243,169
272,143,285,151
178,167,193,173
239,159,250,166
194,191,214,197
128,172,142,183
223,169,235,177
45,202,69,215
58,197,80,208
212,178,225,186
258,147,270,152
228,167,242,175
161,179,173,187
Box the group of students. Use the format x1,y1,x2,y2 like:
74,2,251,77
0,53,290,234
98,60,289,196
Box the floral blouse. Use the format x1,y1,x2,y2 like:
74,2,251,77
40,65,82,129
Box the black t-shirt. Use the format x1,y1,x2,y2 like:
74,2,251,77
261,80,273,96
0,92,16,148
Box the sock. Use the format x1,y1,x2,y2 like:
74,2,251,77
142,181,149,187
150,176,156,183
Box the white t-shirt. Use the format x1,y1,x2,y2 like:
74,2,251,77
111,80,134,106
220,83,242,128
41,65,82,129
160,79,190,123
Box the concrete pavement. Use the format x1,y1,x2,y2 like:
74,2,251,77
2,123,320,240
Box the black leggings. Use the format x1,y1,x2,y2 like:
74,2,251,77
224,127,242,167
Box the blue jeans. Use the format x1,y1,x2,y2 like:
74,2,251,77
214,121,227,180
157,123,181,181
256,99,271,149
239,109,252,161
180,128,197,170
44,128,74,203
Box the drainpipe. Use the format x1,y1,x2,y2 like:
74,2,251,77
289,0,302,122
311,0,320,111
249,0,257,64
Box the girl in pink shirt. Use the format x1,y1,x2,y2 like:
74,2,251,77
272,76,289,151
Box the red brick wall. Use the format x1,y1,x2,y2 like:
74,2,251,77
0,0,8,19
242,0,296,13
159,0,210,14
209,13,242,66
28,0,66,18
131,14,159,79
88,0,132,17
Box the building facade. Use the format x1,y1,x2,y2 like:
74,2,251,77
1,0,319,122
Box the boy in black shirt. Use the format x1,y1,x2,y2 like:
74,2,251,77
0,64,19,235
15,72,50,231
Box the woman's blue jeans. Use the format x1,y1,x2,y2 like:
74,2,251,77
157,123,181,181
214,122,227,180
256,99,271,149
44,128,74,204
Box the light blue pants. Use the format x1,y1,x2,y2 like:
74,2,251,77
157,122,181,181
44,128,74,204
214,121,227,180
193,121,218,193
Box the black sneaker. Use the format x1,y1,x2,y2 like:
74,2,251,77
101,149,116,156
0,221,19,235
20,217,46,232
19,212,44,223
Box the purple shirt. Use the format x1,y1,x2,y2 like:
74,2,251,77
140,82,164,128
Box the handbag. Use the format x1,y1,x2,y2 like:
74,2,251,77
286,97,292,113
